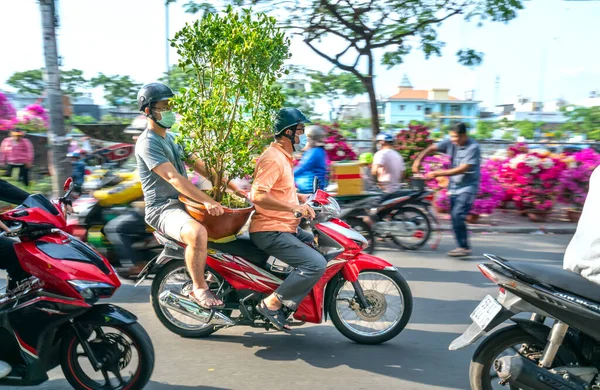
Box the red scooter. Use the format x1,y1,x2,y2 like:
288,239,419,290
0,178,154,389
137,187,413,344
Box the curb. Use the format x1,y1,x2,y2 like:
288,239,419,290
439,224,576,234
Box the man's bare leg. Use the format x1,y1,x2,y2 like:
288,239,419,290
180,220,223,307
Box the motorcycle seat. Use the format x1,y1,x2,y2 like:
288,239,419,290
509,261,600,303
208,234,270,267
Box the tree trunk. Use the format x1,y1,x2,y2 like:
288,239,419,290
39,0,69,197
363,76,380,151
365,51,380,152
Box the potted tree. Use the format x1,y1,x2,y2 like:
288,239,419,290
169,7,290,239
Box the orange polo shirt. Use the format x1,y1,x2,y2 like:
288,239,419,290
250,142,299,233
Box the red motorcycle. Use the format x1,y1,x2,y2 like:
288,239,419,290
0,179,154,389
137,189,413,344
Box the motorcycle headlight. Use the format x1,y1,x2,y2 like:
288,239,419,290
68,280,115,302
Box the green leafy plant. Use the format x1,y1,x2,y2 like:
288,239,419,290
170,6,290,203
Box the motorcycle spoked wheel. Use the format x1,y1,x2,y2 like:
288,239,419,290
151,260,233,338
60,322,154,390
385,206,431,250
329,270,412,345
469,326,566,390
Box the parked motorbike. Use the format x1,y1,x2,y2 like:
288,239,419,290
450,253,600,390
0,178,154,389
136,187,413,345
337,184,438,253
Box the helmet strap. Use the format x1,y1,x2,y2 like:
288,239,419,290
281,125,297,144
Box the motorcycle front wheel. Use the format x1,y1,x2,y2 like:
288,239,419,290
329,270,412,344
60,322,154,390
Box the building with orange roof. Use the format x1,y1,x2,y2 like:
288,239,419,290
384,75,480,128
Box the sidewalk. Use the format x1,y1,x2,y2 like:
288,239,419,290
436,206,578,234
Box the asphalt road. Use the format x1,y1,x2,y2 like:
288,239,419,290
3,232,572,390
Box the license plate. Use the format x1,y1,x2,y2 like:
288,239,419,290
470,295,503,329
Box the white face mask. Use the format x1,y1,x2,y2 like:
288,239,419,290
295,134,307,151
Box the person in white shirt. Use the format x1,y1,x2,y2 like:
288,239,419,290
372,133,405,193
564,165,600,284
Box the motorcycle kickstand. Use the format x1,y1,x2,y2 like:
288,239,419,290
351,281,371,310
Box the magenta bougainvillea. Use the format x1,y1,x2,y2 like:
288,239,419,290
17,104,49,131
557,148,600,210
433,159,505,215
395,124,433,178
322,124,357,164
0,92,17,131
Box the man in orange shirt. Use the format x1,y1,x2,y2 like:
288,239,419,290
250,108,326,332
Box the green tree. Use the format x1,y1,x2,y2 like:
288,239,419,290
6,69,45,95
91,74,141,108
178,1,524,139
308,70,365,121
6,68,89,97
513,120,537,139
170,7,289,202
160,65,194,93
561,106,600,140
474,121,496,140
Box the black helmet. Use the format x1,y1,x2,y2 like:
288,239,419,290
274,108,311,135
137,82,174,112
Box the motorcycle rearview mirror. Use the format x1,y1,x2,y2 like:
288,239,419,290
63,177,74,192
312,176,319,194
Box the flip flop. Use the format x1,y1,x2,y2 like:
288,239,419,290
189,288,225,310
256,301,291,332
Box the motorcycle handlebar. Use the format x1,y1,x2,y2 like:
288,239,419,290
0,222,24,238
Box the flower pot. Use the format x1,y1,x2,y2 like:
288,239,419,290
566,209,582,223
466,214,480,224
526,210,550,223
178,195,254,240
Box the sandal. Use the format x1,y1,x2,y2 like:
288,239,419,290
189,288,225,310
447,248,472,258
256,301,291,332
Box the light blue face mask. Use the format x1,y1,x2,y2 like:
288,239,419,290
156,110,176,128
295,134,307,151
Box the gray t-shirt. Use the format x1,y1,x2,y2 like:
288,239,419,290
436,137,481,195
135,129,188,226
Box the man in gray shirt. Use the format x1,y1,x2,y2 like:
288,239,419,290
412,122,481,257
135,82,243,308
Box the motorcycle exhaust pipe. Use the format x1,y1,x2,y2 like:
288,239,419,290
494,354,584,390
159,290,235,327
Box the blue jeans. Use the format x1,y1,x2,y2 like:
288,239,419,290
450,192,476,250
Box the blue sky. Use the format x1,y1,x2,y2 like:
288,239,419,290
1,0,599,116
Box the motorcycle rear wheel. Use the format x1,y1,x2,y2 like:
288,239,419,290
329,270,412,345
470,326,564,390
387,206,431,250
151,260,231,338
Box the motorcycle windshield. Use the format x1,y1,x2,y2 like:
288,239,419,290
20,194,60,216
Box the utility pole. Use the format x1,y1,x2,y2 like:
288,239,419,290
166,1,170,74
39,0,69,196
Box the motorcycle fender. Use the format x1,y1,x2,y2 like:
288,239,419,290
342,252,396,282
323,274,343,322
449,308,514,351
76,304,137,326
